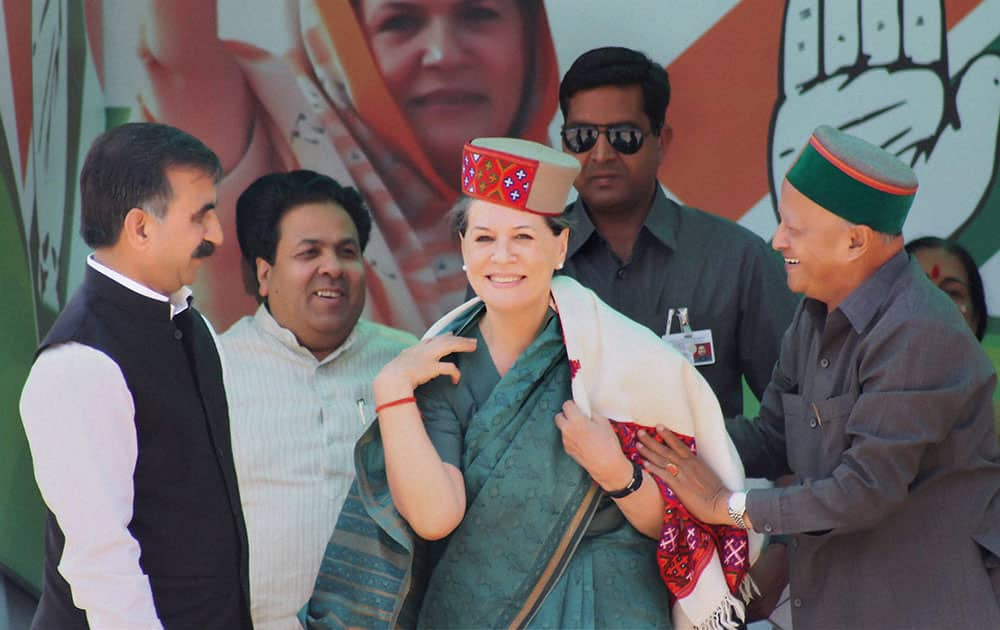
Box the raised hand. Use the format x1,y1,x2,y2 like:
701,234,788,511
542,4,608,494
373,334,477,402
769,0,1000,242
375,333,476,539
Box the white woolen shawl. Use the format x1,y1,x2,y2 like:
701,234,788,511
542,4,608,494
425,275,764,630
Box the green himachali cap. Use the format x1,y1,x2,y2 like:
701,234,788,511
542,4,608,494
787,125,919,234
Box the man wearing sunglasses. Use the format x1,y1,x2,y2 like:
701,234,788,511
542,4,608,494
558,46,798,420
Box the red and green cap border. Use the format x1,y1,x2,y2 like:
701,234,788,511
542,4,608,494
787,125,918,234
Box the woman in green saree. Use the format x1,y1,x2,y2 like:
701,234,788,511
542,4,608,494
306,138,757,629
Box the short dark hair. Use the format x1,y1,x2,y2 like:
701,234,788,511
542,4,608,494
235,170,372,300
905,236,988,340
559,46,671,132
79,122,222,248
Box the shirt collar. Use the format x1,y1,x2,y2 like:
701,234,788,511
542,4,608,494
565,186,679,258
253,303,359,365
643,187,681,250
811,248,910,334
564,197,596,259
87,254,191,319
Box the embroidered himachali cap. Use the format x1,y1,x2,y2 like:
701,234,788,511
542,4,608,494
787,125,919,234
461,137,580,216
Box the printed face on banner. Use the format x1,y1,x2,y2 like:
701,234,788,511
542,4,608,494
357,0,528,176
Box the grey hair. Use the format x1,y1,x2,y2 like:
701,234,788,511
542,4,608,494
845,219,901,244
876,230,902,245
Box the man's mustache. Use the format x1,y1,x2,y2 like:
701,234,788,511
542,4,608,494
192,240,216,259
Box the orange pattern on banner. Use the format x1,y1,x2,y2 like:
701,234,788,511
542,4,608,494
84,1,106,88
662,0,981,221
663,1,784,220
945,0,979,29
4,0,30,181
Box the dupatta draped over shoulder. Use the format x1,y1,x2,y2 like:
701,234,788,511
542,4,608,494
306,277,760,629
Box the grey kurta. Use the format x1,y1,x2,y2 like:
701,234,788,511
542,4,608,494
727,251,1000,629
560,187,799,417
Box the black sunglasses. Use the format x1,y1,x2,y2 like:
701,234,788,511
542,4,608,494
560,124,654,155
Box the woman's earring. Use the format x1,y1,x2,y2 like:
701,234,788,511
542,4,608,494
556,262,564,270
462,264,468,271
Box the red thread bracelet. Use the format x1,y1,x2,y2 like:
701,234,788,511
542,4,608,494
375,396,417,415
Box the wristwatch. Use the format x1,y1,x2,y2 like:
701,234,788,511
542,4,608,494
606,460,643,499
727,491,749,529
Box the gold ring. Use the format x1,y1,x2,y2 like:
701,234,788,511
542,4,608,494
666,462,679,477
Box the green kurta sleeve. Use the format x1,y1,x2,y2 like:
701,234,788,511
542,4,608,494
416,323,501,469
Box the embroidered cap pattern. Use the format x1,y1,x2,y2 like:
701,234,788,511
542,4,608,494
463,147,538,211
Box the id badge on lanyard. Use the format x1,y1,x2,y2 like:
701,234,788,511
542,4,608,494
662,307,715,366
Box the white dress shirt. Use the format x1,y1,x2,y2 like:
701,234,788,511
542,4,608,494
220,305,416,630
18,256,193,629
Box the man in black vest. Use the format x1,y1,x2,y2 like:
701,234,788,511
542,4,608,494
19,122,252,628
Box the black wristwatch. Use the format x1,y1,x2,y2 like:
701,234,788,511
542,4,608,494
606,460,643,499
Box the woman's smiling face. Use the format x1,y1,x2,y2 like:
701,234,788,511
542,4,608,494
460,199,567,315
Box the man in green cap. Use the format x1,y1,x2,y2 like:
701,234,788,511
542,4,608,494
635,125,1000,628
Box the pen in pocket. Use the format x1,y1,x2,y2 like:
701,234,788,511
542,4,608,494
811,402,824,428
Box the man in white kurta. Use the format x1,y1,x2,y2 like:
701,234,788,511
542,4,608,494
220,170,417,629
